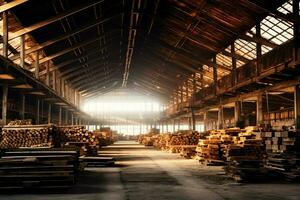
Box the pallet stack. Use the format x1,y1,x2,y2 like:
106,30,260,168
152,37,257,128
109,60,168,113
0,148,79,189
7,119,32,126
263,129,300,181
0,124,60,149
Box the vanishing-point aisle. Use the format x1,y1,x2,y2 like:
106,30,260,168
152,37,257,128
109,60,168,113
1,141,300,200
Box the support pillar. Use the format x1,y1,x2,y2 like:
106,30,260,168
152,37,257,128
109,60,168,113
191,109,196,131
256,94,263,125
293,0,300,61
234,101,242,127
35,51,39,79
2,84,8,125
217,105,224,129
231,43,237,86
2,11,8,58
20,94,25,120
36,99,40,124
71,113,74,125
294,85,300,130
41,100,44,123
52,70,56,90
65,110,68,125
46,61,50,85
48,104,51,124
256,23,262,75
203,112,208,131
58,107,62,126
173,119,175,132
213,55,218,95
20,35,25,68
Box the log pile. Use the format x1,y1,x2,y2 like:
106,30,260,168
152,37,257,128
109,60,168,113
138,130,202,157
166,131,202,155
138,132,160,146
93,129,114,146
0,125,59,149
7,119,32,126
153,134,171,150
0,148,79,189
263,129,300,181
59,126,100,146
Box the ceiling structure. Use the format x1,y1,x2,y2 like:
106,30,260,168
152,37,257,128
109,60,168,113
2,0,291,102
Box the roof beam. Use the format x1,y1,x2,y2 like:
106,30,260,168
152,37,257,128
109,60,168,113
79,77,120,93
39,47,103,76
151,39,231,72
75,71,120,91
39,36,114,65
221,49,250,63
240,34,278,49
81,82,120,98
9,15,121,60
69,67,118,85
9,0,104,40
246,0,300,24
0,0,28,13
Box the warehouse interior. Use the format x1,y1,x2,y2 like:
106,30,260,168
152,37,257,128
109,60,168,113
0,0,300,199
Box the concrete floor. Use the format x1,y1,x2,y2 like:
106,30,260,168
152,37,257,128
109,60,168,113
1,141,300,200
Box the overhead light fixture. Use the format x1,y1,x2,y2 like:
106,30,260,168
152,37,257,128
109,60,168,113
0,74,15,80
156,86,160,89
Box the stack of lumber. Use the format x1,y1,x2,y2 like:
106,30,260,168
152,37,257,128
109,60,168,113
261,130,300,152
153,134,172,150
265,152,300,181
93,129,114,146
263,129,300,181
7,119,32,126
196,129,233,165
223,128,266,182
138,132,159,146
165,131,201,155
0,125,60,149
59,126,100,146
0,148,79,189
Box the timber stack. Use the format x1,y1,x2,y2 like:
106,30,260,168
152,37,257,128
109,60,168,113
223,127,266,182
167,130,201,155
0,147,79,189
0,124,60,149
195,129,234,165
263,128,300,181
59,126,100,146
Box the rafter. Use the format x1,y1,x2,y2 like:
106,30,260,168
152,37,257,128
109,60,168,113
9,0,105,40
0,0,28,13
10,16,121,60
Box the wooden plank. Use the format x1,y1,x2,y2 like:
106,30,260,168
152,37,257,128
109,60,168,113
9,0,104,40
0,0,28,13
